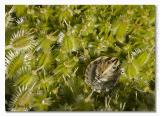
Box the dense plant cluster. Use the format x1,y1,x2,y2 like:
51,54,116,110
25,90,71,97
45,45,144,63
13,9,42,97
5,5,155,111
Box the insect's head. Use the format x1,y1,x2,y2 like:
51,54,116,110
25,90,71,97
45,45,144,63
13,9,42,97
110,57,120,71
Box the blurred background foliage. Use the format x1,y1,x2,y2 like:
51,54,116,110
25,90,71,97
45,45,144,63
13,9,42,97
5,5,155,111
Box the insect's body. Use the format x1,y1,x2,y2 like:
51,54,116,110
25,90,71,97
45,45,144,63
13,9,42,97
85,56,121,92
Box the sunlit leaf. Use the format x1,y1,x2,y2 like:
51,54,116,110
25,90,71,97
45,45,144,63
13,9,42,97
126,63,138,78
133,51,149,67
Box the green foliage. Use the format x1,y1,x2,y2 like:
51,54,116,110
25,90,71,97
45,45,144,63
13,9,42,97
5,5,155,111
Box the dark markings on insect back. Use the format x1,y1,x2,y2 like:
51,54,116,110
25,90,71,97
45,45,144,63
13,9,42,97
85,60,98,84
85,62,93,78
104,57,111,63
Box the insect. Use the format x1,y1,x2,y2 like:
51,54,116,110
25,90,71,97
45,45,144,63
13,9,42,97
85,56,121,93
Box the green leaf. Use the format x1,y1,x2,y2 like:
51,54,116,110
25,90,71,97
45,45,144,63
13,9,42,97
10,30,35,51
126,63,138,78
15,73,33,86
14,67,35,87
5,7,14,29
71,37,80,51
32,95,53,111
61,36,73,54
15,5,27,17
116,23,127,42
5,51,24,78
38,51,52,68
38,34,56,52
10,86,33,111
133,51,149,67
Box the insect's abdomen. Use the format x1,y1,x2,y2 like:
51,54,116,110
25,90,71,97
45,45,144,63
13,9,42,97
85,61,97,85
